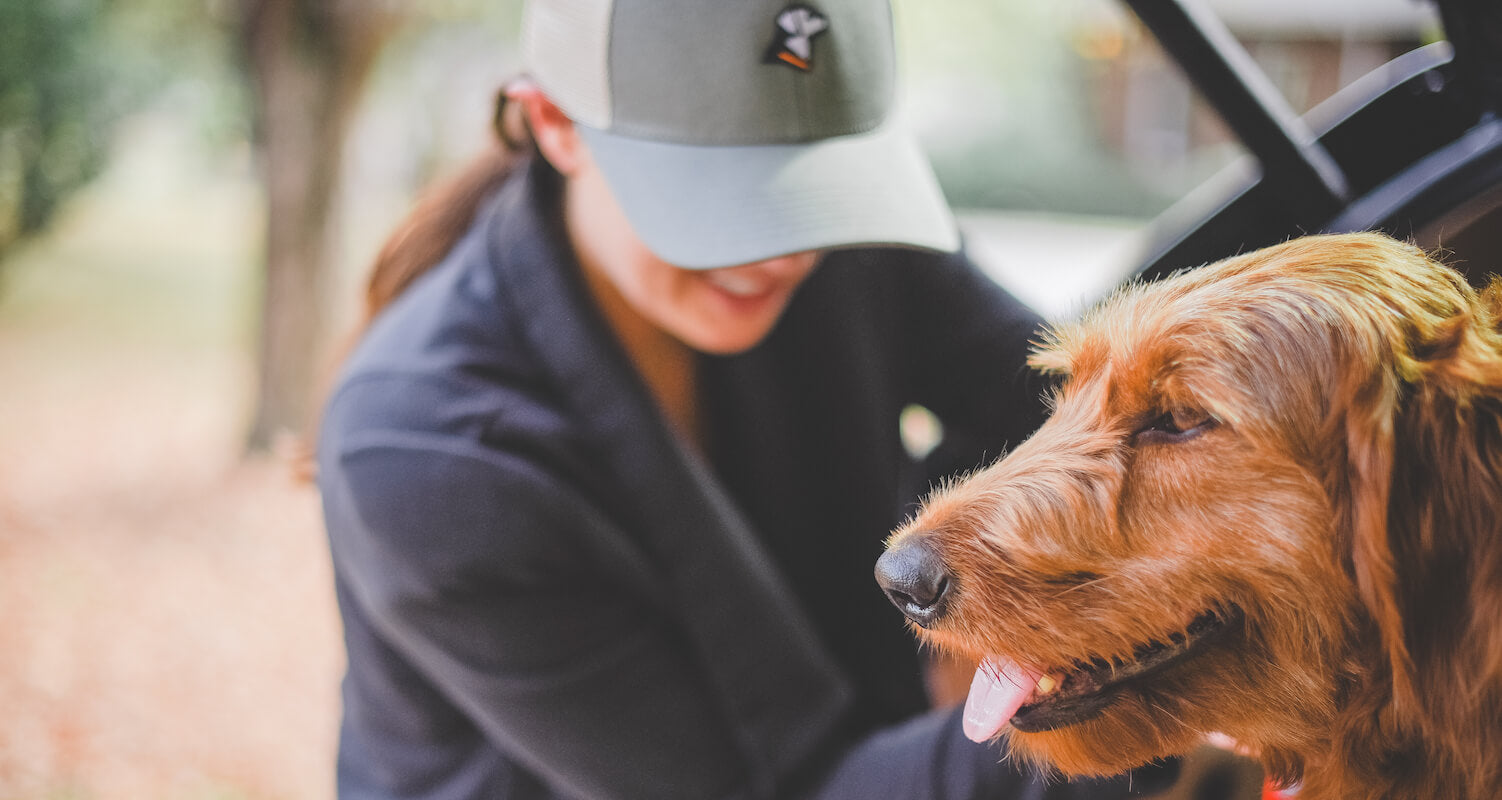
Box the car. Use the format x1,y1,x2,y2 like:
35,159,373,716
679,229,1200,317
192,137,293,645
1124,0,1502,286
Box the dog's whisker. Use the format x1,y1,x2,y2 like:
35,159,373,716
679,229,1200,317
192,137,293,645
1047,574,1120,599
1148,700,1187,730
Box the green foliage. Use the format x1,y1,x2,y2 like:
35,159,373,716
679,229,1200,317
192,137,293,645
0,0,247,267
0,0,118,256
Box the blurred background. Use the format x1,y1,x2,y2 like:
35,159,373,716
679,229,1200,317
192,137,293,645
0,0,1439,796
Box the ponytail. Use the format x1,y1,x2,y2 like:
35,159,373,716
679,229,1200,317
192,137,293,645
361,85,535,325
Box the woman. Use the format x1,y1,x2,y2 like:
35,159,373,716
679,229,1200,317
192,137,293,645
317,1,1174,797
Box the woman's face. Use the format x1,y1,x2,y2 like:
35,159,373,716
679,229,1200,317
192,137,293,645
566,150,821,355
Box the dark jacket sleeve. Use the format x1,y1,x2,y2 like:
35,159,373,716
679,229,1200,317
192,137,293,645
810,706,1176,800
326,423,762,800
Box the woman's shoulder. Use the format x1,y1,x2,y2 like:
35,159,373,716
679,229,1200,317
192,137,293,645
317,357,602,573
328,203,557,425
320,355,583,482
322,327,570,499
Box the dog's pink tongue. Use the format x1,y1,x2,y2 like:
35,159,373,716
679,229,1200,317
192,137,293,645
963,656,1042,742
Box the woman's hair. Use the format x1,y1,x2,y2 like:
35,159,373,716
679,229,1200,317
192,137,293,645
360,86,536,325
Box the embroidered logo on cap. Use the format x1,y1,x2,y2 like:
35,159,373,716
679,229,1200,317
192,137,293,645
764,5,829,71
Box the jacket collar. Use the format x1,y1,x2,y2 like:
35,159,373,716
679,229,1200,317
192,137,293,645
482,160,855,788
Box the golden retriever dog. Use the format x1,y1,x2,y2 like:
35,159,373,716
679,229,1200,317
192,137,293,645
876,233,1502,800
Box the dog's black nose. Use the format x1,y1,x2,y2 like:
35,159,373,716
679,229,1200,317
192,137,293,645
875,536,953,628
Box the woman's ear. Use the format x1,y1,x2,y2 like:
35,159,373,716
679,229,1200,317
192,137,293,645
505,81,585,175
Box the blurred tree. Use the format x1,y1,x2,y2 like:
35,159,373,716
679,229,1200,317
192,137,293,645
238,0,400,451
894,0,1175,215
0,0,117,265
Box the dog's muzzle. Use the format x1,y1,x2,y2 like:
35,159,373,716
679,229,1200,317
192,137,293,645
874,536,953,628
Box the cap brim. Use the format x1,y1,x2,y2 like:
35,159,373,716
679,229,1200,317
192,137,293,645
578,122,959,270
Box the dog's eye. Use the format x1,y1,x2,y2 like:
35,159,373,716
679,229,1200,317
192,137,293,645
1137,407,1216,442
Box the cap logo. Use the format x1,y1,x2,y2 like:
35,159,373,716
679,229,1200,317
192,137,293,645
764,5,829,71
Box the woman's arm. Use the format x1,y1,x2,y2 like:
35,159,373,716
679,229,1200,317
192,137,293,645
325,432,757,800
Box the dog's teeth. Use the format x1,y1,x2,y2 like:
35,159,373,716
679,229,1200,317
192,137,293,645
1036,675,1058,694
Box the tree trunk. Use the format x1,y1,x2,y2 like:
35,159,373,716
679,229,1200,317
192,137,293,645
239,0,396,452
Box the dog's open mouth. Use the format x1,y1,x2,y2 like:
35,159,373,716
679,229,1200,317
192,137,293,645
962,607,1244,741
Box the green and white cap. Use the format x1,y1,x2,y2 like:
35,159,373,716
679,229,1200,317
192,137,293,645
521,0,959,269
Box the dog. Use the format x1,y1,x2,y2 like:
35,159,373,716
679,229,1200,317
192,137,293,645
876,233,1502,800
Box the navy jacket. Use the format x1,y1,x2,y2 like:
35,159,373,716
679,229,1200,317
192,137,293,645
318,162,1171,799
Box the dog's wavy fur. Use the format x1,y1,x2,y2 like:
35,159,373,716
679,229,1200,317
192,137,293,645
890,233,1502,799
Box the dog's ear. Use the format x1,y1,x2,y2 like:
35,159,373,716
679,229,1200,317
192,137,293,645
1341,376,1420,714
1345,273,1502,720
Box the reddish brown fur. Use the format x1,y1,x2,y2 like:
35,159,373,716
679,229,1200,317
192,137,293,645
889,233,1502,799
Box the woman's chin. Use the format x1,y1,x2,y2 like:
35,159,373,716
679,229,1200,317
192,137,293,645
675,312,785,355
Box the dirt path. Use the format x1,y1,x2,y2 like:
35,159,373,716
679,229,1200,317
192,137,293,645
0,335,344,798
0,126,345,798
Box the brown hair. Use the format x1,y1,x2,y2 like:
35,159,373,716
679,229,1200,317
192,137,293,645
361,87,536,326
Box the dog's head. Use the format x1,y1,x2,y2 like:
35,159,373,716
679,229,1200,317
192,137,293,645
877,233,1502,787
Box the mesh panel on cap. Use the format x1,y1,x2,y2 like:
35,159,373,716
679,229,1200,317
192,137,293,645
521,0,615,128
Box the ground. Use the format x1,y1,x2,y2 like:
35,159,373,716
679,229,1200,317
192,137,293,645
0,120,344,799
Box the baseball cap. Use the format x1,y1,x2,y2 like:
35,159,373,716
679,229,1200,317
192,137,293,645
520,0,960,269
